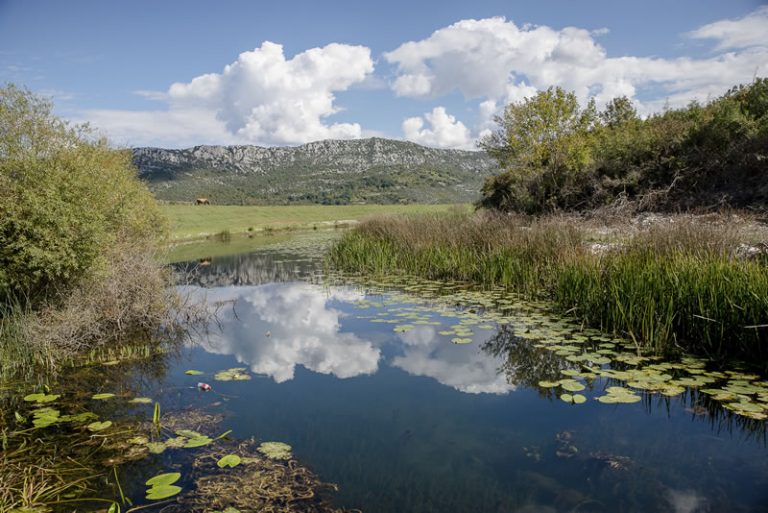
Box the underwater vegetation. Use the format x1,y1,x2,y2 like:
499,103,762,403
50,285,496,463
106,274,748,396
329,212,768,367
0,355,353,513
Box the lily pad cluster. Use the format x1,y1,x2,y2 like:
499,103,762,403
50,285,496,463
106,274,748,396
342,274,768,421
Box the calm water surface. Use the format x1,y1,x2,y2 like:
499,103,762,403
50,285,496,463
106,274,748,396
164,234,768,513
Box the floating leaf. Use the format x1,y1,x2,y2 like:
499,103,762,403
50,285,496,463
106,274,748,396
146,472,181,487
217,454,242,468
451,337,472,344
146,485,182,500
23,393,60,403
87,421,112,432
560,379,586,392
185,370,204,376
537,380,560,388
214,368,251,381
146,442,167,454
184,436,213,448
91,393,115,400
176,429,203,438
258,441,292,460
129,397,153,404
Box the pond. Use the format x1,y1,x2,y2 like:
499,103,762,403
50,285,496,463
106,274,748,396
4,231,768,513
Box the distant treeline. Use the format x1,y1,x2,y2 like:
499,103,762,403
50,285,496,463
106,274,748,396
479,79,768,213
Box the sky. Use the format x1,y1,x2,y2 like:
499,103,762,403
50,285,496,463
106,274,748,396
1,0,766,149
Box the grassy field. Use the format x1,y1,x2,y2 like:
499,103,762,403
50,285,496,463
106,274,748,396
162,203,468,240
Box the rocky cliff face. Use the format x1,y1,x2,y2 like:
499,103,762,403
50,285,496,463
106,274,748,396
133,138,495,176
132,137,499,205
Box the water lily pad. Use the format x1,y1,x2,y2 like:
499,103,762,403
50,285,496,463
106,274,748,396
217,454,242,468
176,429,203,438
87,421,112,432
451,337,473,344
146,442,167,454
91,393,115,400
146,485,182,500
23,393,60,403
537,380,560,388
560,379,586,392
146,472,181,487
184,436,213,448
214,368,251,381
185,370,204,376
258,441,292,460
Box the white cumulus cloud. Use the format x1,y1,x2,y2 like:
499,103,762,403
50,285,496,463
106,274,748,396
387,10,768,146
402,106,473,149
688,6,768,51
83,41,374,147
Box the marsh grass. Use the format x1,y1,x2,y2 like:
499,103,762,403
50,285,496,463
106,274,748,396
329,212,768,364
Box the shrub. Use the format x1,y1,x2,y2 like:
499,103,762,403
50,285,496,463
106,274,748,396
0,85,165,307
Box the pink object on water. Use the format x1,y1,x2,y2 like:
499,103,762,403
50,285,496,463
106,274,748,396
197,382,212,392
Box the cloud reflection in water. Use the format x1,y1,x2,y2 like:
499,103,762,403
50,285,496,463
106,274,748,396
200,283,380,383
194,283,512,394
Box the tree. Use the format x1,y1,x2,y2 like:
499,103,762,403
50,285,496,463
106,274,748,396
478,86,597,212
600,96,638,127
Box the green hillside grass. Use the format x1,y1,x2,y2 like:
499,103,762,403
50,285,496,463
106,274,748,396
162,203,468,240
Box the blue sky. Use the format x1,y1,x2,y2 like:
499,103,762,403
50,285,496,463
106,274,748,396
1,0,766,149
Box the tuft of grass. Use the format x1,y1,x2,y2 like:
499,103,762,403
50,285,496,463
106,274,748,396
329,212,768,365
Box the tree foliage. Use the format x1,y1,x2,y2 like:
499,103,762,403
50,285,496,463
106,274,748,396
479,79,768,213
0,85,165,306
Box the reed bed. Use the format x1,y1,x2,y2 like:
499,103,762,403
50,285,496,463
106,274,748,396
329,212,768,365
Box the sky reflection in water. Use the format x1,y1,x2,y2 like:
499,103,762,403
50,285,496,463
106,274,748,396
176,244,768,513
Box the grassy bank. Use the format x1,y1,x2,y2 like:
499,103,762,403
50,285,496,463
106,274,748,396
329,212,768,366
162,203,468,240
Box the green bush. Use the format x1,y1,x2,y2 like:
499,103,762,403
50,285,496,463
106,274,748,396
0,85,165,307
480,79,768,213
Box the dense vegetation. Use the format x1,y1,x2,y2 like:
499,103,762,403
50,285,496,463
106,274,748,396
0,85,176,374
330,213,768,366
479,79,768,213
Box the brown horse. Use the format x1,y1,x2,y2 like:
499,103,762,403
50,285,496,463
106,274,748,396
195,198,210,205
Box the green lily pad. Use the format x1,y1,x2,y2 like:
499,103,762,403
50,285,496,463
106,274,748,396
146,472,181,487
217,454,242,468
560,379,586,392
146,485,182,500
184,436,213,448
537,380,560,388
185,370,204,376
451,337,473,344
87,421,112,432
23,393,60,403
176,429,203,438
257,441,292,460
91,393,115,400
214,368,251,381
146,442,167,454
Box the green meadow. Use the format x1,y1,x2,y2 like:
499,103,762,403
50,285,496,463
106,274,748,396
162,203,468,240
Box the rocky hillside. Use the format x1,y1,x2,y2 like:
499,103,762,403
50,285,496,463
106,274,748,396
133,138,498,205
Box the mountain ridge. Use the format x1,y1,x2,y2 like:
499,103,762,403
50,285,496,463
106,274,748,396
133,137,498,205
